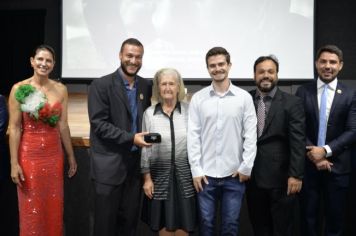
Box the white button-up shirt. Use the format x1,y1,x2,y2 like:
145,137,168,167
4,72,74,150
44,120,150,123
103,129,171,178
187,82,257,178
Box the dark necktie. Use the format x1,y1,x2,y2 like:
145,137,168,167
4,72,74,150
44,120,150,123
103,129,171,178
257,95,266,137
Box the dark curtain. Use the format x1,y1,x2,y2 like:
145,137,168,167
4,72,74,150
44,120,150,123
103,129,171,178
0,9,45,236
0,9,45,96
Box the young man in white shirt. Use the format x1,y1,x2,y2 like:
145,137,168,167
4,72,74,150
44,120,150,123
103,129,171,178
188,47,257,236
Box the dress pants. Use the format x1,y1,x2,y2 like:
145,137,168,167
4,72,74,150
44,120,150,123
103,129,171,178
93,152,142,236
300,169,349,236
246,179,297,236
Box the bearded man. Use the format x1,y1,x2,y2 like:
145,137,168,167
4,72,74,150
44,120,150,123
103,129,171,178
246,55,306,236
296,45,356,236
88,38,152,236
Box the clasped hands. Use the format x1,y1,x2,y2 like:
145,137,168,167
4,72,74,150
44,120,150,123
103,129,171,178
306,146,333,172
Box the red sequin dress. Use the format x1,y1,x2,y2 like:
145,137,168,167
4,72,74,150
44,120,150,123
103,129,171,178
17,108,64,236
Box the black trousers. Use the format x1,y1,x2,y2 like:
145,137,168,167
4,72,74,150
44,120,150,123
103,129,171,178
246,180,298,236
93,154,142,236
300,171,349,236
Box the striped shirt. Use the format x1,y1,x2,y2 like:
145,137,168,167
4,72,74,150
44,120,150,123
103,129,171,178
141,102,195,200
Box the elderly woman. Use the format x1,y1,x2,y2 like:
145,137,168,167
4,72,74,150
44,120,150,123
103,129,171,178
141,68,196,236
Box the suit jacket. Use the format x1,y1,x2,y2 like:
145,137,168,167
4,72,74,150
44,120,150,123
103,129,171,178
0,95,9,180
0,95,7,139
88,69,152,185
250,89,305,188
296,81,356,174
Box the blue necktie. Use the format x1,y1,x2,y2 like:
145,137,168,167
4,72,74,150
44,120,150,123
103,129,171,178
317,85,328,146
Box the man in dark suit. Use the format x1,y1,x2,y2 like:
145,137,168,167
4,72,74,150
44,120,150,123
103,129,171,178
247,55,306,236
0,94,9,180
88,38,152,236
296,45,356,236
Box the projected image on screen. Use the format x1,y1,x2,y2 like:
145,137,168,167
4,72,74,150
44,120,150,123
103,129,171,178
62,0,314,80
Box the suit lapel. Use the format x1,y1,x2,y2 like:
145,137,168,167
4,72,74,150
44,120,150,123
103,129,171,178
112,70,131,117
136,77,145,130
329,82,343,116
309,82,319,123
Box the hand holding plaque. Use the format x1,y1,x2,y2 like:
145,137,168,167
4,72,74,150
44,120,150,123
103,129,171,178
144,133,161,143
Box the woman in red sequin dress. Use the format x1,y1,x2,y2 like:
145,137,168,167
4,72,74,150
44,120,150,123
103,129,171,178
8,45,77,236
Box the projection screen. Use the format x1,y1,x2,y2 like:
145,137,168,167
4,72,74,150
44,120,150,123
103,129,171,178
61,0,314,80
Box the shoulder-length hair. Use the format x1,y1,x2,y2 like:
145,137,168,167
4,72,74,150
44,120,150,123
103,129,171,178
152,68,186,103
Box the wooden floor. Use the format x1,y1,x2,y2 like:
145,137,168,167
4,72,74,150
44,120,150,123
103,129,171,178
67,93,90,147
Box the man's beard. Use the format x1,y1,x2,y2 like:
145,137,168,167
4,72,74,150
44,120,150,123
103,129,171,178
121,62,141,77
257,79,276,93
319,74,337,84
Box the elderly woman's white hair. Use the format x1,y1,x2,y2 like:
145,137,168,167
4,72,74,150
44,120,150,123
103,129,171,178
152,68,186,103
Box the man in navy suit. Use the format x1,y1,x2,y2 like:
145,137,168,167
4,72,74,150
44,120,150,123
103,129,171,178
296,45,356,236
88,38,152,236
